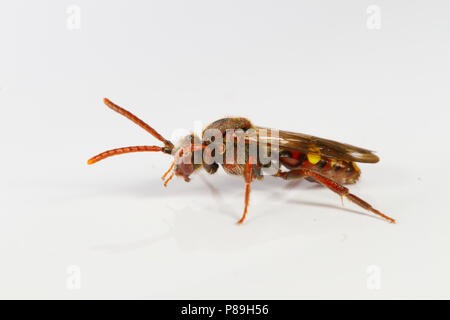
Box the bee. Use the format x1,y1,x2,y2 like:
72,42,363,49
87,98,395,224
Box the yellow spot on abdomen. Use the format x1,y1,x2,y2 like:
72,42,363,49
352,162,361,173
329,159,336,167
307,153,321,164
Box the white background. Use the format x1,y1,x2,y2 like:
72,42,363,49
1,0,449,299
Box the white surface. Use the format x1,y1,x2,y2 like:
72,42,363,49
1,1,450,299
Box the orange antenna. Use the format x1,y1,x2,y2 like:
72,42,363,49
103,98,174,150
87,146,163,165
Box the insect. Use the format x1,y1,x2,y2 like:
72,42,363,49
87,98,395,224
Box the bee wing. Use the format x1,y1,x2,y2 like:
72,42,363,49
251,126,380,163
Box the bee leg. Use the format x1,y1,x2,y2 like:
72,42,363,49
274,170,306,180
304,169,396,224
275,169,395,223
237,157,256,224
237,183,251,224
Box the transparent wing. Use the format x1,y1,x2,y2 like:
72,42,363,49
252,126,380,163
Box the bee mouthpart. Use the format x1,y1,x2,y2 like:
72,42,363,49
163,172,175,187
161,160,175,187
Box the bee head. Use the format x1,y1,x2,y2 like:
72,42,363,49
171,134,203,182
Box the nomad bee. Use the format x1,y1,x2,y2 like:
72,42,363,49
87,98,395,224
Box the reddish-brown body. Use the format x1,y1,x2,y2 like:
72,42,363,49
202,117,361,185
279,151,361,185
88,99,396,224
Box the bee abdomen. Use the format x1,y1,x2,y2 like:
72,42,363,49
316,158,361,184
280,151,361,185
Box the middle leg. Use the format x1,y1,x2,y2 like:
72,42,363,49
237,156,257,224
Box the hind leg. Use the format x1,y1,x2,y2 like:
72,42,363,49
274,169,306,180
275,169,395,223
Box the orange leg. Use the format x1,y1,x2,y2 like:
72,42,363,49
237,157,256,224
276,169,395,224
238,183,251,224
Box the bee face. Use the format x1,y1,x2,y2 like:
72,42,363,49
172,134,202,182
